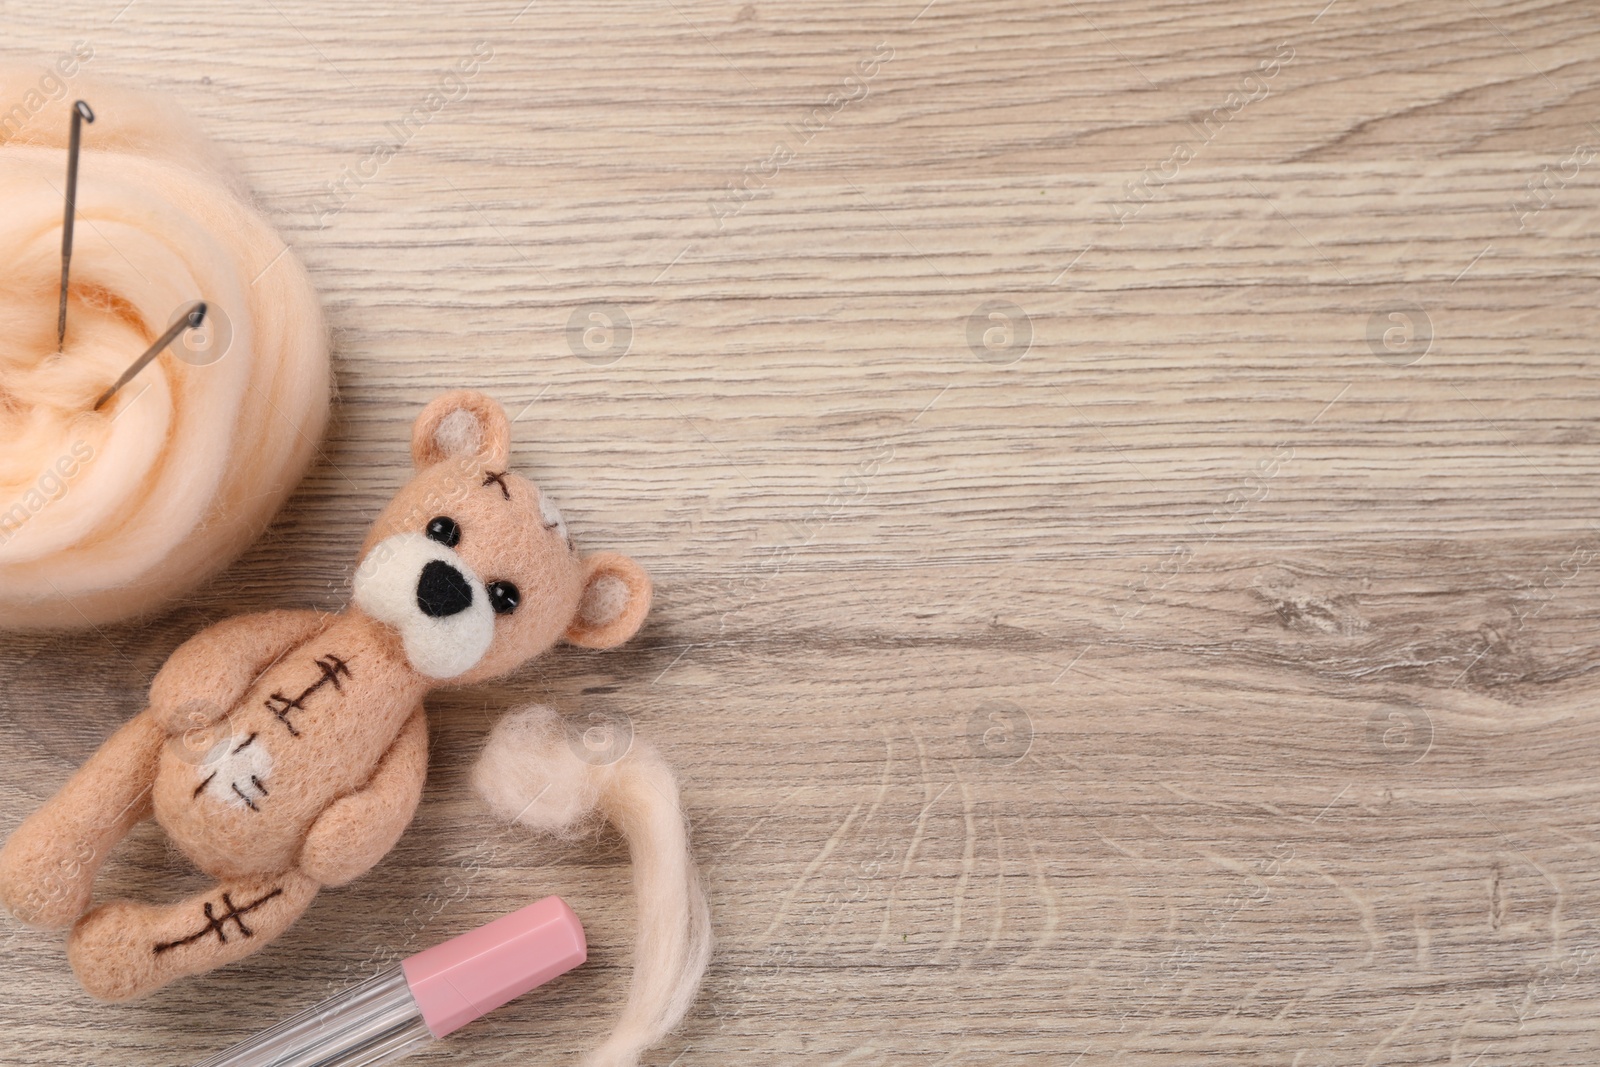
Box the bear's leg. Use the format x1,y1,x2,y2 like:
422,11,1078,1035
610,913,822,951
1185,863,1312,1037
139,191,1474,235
0,710,166,928
67,869,319,1002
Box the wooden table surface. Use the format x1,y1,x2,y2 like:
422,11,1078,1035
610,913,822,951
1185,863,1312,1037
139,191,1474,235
5,1,1600,1063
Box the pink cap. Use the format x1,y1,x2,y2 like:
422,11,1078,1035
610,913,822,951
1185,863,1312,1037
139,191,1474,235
401,896,588,1038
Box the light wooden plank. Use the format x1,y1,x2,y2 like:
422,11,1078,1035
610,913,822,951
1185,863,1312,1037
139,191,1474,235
4,1,1600,1063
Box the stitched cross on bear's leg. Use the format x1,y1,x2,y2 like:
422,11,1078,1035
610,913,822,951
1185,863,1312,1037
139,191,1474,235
64,870,321,1001
152,888,284,955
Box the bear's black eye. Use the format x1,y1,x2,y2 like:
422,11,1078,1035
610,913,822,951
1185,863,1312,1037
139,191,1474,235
425,516,461,548
487,580,520,616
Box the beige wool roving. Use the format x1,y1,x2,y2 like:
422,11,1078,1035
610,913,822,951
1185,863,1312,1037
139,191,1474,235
473,705,714,1067
0,69,330,628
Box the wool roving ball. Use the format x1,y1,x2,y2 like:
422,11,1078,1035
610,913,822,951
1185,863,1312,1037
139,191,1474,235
0,68,330,629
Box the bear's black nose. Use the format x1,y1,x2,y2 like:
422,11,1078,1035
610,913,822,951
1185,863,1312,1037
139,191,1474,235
417,559,474,617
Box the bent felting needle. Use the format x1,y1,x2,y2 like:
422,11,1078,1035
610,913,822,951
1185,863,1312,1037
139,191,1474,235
191,896,586,1067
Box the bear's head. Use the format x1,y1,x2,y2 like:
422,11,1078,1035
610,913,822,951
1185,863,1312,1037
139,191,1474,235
351,390,650,683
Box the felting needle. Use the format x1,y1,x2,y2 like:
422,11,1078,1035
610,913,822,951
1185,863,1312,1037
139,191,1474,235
58,99,95,350
93,302,207,411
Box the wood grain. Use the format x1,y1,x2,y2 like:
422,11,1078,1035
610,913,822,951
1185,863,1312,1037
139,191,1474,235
5,0,1600,1062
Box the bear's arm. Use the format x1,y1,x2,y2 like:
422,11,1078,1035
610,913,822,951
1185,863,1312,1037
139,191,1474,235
149,609,332,735
297,709,429,887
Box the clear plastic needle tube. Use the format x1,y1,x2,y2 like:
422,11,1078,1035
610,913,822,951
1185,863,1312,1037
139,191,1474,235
191,968,430,1067
191,896,587,1067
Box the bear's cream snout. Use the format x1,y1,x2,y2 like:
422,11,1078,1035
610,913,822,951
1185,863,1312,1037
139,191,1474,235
353,531,495,679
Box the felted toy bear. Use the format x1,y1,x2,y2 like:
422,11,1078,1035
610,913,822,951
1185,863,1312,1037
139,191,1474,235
0,390,652,1001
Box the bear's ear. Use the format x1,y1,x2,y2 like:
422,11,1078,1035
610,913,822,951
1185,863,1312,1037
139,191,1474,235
411,390,512,470
565,552,652,649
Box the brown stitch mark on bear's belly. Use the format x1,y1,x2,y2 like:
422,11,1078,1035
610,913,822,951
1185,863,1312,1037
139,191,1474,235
263,654,350,737
181,653,353,821
152,632,422,881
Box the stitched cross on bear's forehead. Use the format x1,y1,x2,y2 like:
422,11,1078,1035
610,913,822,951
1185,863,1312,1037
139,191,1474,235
482,470,511,500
